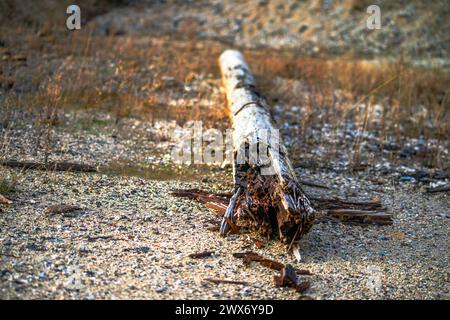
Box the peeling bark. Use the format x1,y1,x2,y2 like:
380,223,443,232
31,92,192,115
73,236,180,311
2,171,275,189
219,50,315,247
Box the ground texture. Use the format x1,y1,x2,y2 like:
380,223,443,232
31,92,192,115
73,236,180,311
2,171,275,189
0,0,449,300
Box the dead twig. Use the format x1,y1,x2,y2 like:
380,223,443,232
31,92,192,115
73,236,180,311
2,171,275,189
87,235,130,242
298,179,330,189
233,251,311,275
251,238,265,249
310,196,384,211
273,264,310,293
0,160,97,173
426,184,450,193
188,251,215,259
220,187,242,235
0,194,13,205
203,278,249,285
171,189,228,217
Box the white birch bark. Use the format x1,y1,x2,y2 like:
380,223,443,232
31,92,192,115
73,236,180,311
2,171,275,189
219,50,315,247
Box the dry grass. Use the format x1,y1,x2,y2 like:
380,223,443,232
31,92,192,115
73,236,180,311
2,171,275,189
248,51,449,141
0,167,24,195
0,1,448,170
0,0,125,30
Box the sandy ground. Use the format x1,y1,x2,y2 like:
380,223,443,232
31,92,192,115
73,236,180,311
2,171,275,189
1,1,449,300
0,136,448,299
0,170,449,300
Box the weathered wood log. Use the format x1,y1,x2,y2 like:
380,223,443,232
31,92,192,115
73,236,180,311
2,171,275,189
309,196,384,211
218,50,315,248
0,160,97,173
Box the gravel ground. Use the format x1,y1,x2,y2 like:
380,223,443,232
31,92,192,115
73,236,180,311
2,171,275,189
1,0,449,300
0,127,448,299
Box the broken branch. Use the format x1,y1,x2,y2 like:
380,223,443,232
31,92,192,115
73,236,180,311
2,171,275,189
188,251,215,259
326,209,393,225
203,278,249,286
0,160,97,173
218,50,315,246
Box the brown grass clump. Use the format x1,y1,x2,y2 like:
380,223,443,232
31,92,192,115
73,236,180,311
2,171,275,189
0,1,448,171
248,51,449,141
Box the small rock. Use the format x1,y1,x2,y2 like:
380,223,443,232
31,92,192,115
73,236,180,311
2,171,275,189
78,243,88,253
85,293,95,300
240,287,252,296
299,25,308,33
212,290,222,297
136,246,150,254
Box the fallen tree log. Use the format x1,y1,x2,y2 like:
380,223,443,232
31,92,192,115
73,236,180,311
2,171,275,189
218,50,315,248
0,160,97,173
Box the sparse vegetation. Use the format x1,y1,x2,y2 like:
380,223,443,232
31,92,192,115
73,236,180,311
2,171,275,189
1,24,448,172
0,0,449,301
251,53,449,139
